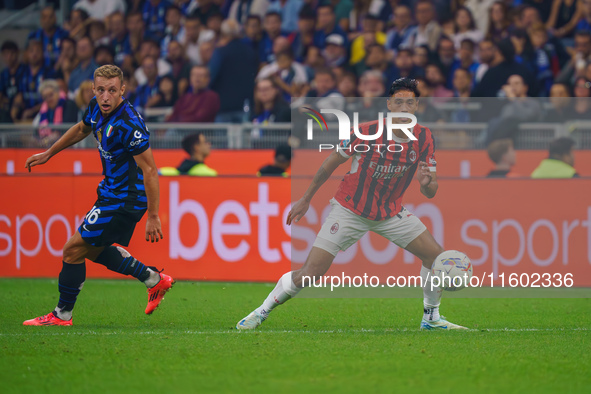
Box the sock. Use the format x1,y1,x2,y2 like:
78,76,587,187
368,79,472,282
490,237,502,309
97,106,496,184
94,246,159,287
421,265,442,321
255,272,301,318
56,261,86,320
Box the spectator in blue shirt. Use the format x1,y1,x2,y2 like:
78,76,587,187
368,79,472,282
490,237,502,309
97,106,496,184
209,20,258,123
109,12,132,68
267,0,303,33
260,12,285,64
133,56,162,115
143,0,172,41
27,6,69,68
287,5,315,63
313,4,347,49
68,36,98,95
12,40,55,121
0,41,25,116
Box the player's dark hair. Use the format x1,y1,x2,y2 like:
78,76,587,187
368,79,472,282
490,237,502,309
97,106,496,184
1,40,18,52
275,144,292,162
388,78,420,97
548,137,575,159
182,133,204,155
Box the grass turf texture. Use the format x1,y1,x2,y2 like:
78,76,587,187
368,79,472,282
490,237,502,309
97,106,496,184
1,279,589,394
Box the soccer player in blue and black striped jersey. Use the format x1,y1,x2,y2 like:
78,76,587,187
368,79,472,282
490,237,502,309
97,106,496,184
23,64,174,326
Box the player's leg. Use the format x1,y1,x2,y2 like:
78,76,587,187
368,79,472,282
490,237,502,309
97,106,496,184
23,232,104,326
373,207,466,330
86,209,174,314
404,229,467,330
236,246,337,330
402,230,446,321
236,199,367,330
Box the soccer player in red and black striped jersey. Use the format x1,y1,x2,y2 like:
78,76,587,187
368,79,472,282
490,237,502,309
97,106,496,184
237,78,467,330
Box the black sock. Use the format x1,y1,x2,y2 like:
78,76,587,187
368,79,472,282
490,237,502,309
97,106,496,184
94,246,151,282
57,261,86,313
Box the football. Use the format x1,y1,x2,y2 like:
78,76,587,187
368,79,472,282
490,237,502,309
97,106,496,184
431,250,473,291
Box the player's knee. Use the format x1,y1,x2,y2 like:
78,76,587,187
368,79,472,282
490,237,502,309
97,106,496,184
62,236,89,263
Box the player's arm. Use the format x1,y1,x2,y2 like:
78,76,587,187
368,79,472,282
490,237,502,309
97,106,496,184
25,121,92,172
287,150,348,225
133,147,163,243
417,161,438,198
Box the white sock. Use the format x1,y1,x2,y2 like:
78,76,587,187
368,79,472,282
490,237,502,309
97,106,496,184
255,272,301,318
144,268,161,288
54,307,72,321
421,265,442,321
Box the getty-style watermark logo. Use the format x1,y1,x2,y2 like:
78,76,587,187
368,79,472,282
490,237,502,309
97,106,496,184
303,107,418,153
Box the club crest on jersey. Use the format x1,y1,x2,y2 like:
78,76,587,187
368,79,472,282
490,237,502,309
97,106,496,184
409,149,417,162
96,128,103,143
330,222,339,234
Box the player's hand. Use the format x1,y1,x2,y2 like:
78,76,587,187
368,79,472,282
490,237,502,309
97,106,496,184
24,151,50,172
287,198,310,225
416,161,432,186
145,215,164,243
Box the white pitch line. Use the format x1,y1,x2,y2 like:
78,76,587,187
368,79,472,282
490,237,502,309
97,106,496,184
0,327,589,337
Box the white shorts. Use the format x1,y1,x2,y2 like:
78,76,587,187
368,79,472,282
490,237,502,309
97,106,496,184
313,198,427,256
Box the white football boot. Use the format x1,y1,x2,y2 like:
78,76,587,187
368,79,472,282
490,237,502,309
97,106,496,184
420,316,468,330
236,311,266,330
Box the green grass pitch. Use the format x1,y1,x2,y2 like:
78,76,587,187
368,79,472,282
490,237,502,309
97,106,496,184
1,278,589,393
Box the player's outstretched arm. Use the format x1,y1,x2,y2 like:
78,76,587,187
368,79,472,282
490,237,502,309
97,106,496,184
134,147,163,243
287,151,348,225
417,161,438,198
25,121,92,172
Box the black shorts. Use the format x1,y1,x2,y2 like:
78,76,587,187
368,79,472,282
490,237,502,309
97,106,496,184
78,200,146,247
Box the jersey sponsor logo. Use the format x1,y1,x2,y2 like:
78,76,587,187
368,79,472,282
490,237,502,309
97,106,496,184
129,138,147,147
429,157,437,166
97,143,113,161
330,222,339,234
134,130,142,139
369,162,409,179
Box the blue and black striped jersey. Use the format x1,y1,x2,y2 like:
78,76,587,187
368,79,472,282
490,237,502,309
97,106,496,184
83,97,150,211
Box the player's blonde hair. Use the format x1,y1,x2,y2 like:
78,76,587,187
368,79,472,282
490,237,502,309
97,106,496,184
94,65,124,86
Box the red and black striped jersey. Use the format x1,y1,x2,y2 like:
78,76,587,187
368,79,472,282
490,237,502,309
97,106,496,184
333,119,436,221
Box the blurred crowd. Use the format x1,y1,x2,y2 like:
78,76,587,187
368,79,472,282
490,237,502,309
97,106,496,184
2,0,591,128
